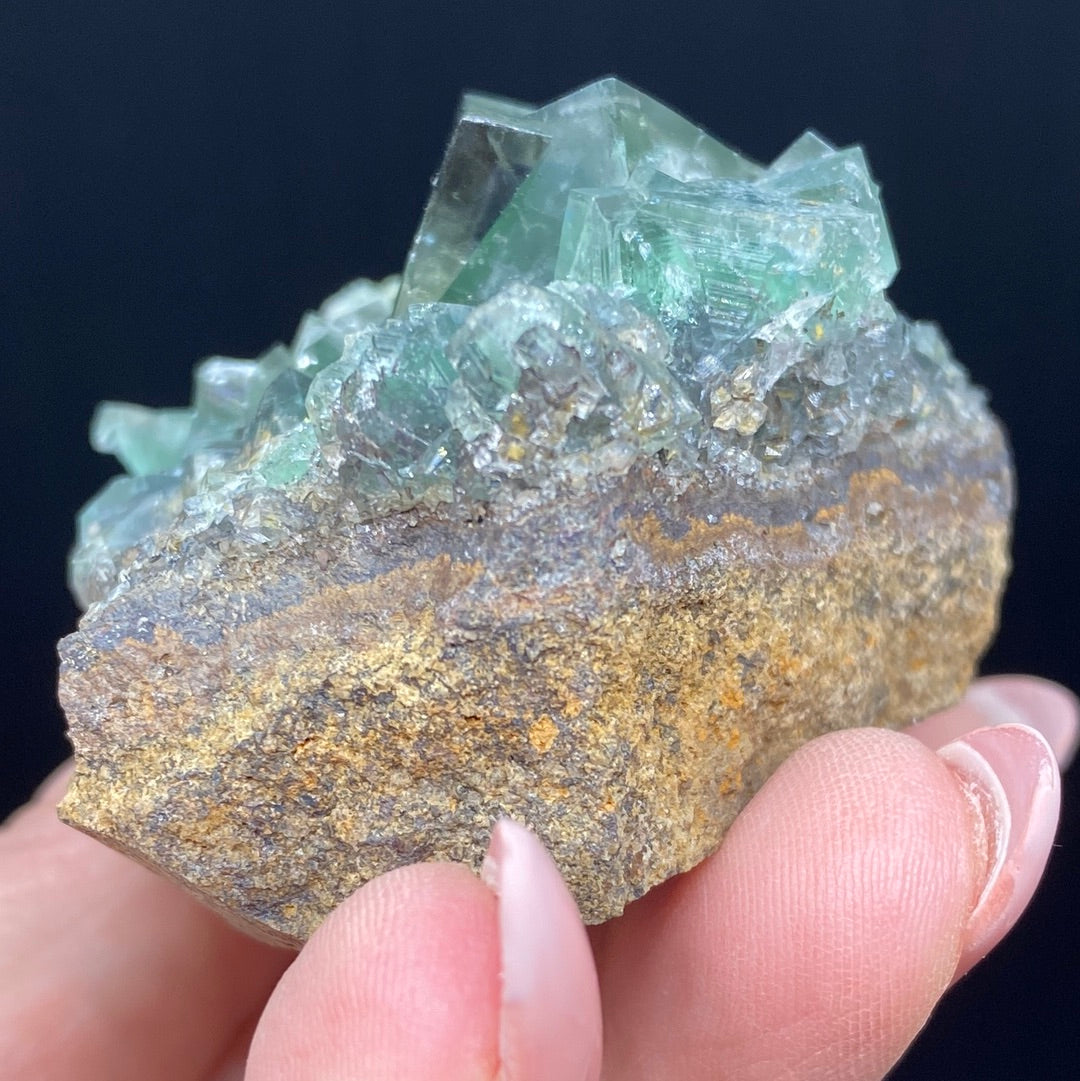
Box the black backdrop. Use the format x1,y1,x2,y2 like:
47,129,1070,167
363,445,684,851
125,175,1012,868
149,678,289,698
2,2,1077,1077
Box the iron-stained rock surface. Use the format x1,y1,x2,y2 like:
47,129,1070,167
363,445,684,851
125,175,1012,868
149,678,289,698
59,432,1010,945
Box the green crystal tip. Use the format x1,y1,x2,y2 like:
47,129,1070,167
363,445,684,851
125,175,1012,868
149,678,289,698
69,77,985,609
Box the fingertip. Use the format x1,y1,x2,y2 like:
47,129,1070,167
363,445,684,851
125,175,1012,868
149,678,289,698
594,726,984,1080
967,676,1080,771
907,676,1068,979
908,676,1080,770
483,819,602,1081
0,760,73,830
938,723,1061,979
247,830,604,1081
246,862,500,1081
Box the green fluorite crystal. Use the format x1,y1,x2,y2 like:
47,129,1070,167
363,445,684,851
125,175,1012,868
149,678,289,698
69,78,983,609
395,78,762,312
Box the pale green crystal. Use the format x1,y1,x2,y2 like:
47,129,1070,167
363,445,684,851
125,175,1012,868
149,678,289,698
91,404,194,477
68,276,399,607
394,93,550,315
400,78,762,311
249,423,318,487
556,163,894,329
310,304,468,508
69,79,986,611
69,473,182,605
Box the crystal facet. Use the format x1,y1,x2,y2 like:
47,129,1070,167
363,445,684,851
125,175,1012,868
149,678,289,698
58,80,1012,945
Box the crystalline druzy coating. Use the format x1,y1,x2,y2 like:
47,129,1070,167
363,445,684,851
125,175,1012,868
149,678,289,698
59,80,1012,944
71,79,975,610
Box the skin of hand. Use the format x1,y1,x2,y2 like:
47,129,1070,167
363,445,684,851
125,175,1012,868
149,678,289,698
0,676,1075,1081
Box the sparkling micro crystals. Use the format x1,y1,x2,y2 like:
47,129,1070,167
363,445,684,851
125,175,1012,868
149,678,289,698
59,80,1012,945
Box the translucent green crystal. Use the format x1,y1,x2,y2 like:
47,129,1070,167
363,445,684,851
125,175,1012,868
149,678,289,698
68,276,399,607
69,79,985,610
69,472,182,606
90,403,195,477
407,78,762,310
556,165,894,331
394,93,551,315
311,304,468,507
249,421,318,487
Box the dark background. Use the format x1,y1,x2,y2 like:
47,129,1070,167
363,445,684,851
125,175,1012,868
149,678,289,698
2,1,1077,1076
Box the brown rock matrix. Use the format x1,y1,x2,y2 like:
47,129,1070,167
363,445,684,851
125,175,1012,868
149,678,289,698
60,436,1010,945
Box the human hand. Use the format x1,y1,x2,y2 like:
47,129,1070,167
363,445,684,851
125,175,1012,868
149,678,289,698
1,676,1075,1081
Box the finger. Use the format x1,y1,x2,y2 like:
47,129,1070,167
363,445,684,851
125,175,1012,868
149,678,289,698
590,713,1061,1081
903,678,1072,977
484,820,603,1081
938,723,1061,978
908,675,1080,769
247,862,500,1081
246,820,602,1081
0,763,293,1081
905,677,1073,979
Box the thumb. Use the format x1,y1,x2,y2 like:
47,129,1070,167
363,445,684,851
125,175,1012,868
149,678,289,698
590,697,1065,1081
245,821,601,1081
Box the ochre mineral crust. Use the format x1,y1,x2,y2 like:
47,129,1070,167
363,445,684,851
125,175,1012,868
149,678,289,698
58,80,1013,946
62,448,1008,945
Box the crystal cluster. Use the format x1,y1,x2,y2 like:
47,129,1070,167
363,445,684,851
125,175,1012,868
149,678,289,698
59,79,1012,943
71,78,983,610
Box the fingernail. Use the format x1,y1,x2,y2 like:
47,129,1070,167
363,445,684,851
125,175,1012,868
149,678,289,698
482,819,603,1081
938,724,1061,977
965,678,1080,770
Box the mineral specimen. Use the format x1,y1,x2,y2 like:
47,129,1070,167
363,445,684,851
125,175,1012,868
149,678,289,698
58,79,1012,946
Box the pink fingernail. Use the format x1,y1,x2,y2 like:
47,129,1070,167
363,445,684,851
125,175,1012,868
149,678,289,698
965,678,1080,770
482,819,603,1081
938,724,1061,977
